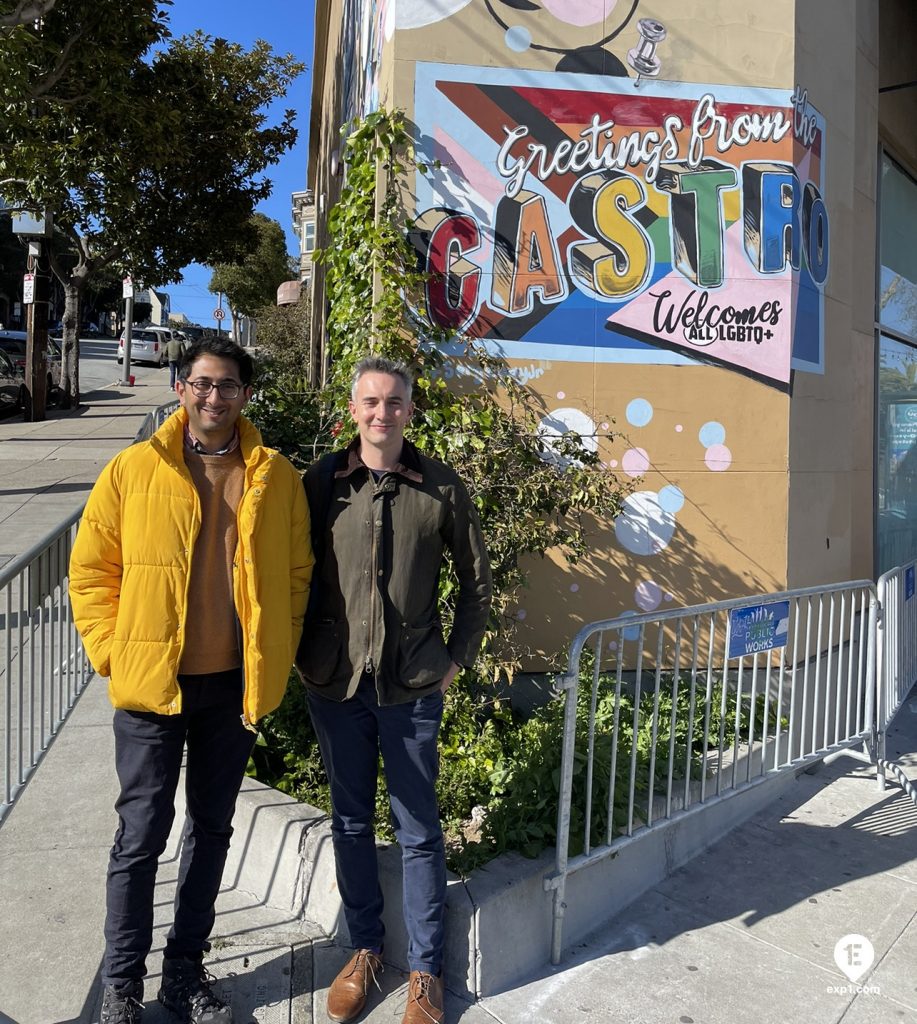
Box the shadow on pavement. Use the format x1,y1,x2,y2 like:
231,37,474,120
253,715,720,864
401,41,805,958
506,734,917,1000
0,482,92,496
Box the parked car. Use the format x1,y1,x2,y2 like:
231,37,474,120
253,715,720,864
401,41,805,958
0,348,25,414
179,325,208,343
144,326,177,350
0,331,62,399
117,328,168,367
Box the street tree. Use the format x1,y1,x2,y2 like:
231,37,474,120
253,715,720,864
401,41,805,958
0,4,303,407
1,1,57,29
81,264,122,333
0,1,165,148
209,214,294,341
0,218,27,323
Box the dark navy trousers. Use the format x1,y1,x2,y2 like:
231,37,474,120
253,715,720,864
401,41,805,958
307,676,446,975
102,669,255,987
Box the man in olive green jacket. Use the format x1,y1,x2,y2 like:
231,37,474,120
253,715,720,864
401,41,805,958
299,356,491,1024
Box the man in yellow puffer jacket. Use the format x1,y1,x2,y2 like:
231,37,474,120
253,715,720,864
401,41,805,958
69,337,312,1024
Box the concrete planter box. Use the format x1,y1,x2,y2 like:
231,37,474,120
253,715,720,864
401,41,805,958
203,764,806,999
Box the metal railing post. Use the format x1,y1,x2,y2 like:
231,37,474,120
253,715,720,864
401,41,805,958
0,399,178,825
545,578,887,965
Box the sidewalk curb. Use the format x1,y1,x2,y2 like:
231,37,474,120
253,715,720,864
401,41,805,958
205,761,808,1001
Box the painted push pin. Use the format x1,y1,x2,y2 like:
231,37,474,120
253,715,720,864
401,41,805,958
628,18,666,87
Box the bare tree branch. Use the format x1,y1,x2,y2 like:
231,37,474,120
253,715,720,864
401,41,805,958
0,0,57,29
46,240,65,281
31,26,83,98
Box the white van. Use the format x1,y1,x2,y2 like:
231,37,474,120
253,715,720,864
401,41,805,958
117,328,168,367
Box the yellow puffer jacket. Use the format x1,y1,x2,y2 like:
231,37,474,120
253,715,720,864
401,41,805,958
69,409,313,725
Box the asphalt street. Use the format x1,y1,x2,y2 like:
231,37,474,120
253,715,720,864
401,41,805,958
77,336,171,394
0,360,177,561
1,355,917,1023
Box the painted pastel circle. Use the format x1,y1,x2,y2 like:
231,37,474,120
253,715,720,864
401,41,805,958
658,485,685,514
705,444,733,472
609,459,618,468
516,608,527,621
601,422,610,431
675,424,683,433
538,408,598,465
395,0,472,30
614,491,676,556
699,421,726,448
621,447,650,478
505,25,532,51
569,583,579,593
618,611,641,643
664,593,674,602
383,0,396,41
543,0,618,27
635,580,663,612
626,398,653,428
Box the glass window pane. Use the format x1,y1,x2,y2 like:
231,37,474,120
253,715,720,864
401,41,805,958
878,333,917,573
880,155,917,340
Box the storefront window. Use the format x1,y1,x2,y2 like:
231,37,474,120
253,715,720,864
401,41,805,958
880,157,917,340
878,335,917,571
878,156,917,574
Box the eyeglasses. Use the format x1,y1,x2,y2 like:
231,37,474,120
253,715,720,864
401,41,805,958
183,379,245,399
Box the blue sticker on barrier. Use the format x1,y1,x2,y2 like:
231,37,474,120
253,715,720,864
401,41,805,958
906,566,915,601
728,601,790,659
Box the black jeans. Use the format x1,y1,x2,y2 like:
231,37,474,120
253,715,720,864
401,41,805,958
102,669,255,987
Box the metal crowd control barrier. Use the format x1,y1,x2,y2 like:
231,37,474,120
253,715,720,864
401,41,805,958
876,563,917,788
0,399,178,824
0,511,90,823
545,581,879,964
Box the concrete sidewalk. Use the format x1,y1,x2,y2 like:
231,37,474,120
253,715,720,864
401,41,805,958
2,381,917,1023
0,377,175,565
1,673,916,1024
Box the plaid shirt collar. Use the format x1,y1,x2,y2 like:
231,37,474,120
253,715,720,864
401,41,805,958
182,423,240,456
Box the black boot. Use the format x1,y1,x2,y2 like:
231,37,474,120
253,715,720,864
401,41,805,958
100,979,144,1024
157,957,232,1024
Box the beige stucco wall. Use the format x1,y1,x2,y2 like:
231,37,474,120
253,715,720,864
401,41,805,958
308,0,916,663
785,1,877,587
387,1,806,661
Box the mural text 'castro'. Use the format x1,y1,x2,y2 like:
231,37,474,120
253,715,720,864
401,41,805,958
411,65,829,388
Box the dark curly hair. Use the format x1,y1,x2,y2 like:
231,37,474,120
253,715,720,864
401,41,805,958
178,337,254,385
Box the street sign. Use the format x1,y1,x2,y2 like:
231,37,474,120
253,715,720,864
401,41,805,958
213,308,225,321
727,601,790,659
23,273,34,305
122,276,134,299
12,209,52,237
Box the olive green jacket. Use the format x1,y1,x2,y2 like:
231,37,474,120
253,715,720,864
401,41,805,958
298,438,492,705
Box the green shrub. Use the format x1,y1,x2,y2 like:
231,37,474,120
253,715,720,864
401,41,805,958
248,670,783,875
244,107,639,872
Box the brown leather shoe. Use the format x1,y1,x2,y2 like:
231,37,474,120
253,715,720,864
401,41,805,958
326,948,384,1023
402,971,444,1024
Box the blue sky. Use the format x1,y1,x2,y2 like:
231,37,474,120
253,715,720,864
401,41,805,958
164,0,315,327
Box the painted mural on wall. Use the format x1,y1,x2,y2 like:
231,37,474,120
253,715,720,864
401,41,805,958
373,1,837,641
411,65,829,389
340,0,390,121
